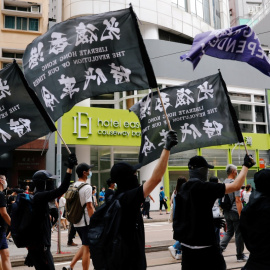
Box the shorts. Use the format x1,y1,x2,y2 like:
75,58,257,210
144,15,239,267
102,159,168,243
160,200,168,210
0,232,8,250
75,226,89,245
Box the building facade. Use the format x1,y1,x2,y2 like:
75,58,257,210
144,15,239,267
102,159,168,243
0,0,50,187
1,0,270,210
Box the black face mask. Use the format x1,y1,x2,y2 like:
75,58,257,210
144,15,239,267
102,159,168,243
116,174,139,193
189,167,209,182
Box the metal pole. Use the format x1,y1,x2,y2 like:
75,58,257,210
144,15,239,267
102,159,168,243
56,118,62,253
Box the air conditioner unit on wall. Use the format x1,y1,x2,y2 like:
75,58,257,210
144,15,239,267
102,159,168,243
31,5,40,13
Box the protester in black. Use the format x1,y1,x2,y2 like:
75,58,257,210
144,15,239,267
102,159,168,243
173,155,254,270
0,175,12,270
105,178,115,202
109,130,178,270
25,154,77,270
240,169,270,270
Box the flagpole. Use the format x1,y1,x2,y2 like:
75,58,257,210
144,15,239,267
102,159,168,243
243,140,249,156
157,87,172,130
56,129,71,154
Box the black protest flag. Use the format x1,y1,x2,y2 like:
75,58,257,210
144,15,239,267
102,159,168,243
130,73,243,166
22,7,157,122
0,61,56,156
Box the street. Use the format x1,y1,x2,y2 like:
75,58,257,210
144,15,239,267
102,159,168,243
11,221,247,269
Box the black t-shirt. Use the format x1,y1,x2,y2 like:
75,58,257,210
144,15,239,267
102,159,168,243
0,192,7,232
174,178,225,246
240,191,270,269
118,185,146,270
30,173,71,247
105,188,115,202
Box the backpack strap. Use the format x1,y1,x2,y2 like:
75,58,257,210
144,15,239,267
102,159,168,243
77,183,90,226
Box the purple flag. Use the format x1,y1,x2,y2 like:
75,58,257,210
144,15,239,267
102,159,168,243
181,25,270,77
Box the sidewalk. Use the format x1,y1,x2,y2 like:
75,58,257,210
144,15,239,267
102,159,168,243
9,211,171,267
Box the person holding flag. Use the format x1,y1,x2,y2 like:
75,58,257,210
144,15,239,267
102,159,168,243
173,154,255,270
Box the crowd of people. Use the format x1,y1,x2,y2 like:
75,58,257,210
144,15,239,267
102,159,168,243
0,130,269,270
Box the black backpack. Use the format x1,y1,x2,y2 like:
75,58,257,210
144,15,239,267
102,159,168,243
10,193,36,248
220,193,235,211
88,193,124,270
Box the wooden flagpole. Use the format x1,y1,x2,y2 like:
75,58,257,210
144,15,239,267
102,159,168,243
56,129,71,154
157,87,172,130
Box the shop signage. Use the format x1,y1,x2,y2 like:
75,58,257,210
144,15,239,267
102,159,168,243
61,107,141,146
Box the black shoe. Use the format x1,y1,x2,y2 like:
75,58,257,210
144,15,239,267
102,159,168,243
147,217,153,219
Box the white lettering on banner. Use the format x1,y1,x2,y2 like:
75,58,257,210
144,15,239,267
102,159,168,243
9,104,20,114
33,74,46,87
0,79,11,100
148,116,160,124
60,51,77,61
42,60,57,71
0,112,8,119
142,126,150,134
73,54,111,65
79,47,109,56
207,107,218,114
203,28,266,60
48,66,59,76
112,51,125,58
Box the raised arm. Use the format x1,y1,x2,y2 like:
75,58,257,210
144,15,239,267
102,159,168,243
225,155,255,194
143,130,178,198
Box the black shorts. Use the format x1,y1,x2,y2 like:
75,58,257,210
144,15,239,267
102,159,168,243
160,200,168,210
0,232,8,250
75,226,89,245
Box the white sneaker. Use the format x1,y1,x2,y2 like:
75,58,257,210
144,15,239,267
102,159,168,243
175,253,182,260
168,246,176,259
237,254,249,262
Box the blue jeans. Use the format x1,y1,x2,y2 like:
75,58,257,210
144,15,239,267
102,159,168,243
220,210,244,257
173,241,181,254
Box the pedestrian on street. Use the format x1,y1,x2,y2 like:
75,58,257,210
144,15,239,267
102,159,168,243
105,178,115,202
25,153,78,270
63,163,95,270
0,175,12,270
173,155,254,270
240,169,270,270
105,130,178,270
220,164,248,262
99,187,105,205
168,176,187,260
159,186,168,215
209,176,222,247
142,194,155,219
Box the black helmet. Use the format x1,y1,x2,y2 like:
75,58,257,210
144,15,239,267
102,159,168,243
32,170,57,191
32,170,57,182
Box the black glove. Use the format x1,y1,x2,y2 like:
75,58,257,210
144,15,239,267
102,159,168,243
242,154,255,168
164,130,178,151
66,153,78,169
213,217,225,229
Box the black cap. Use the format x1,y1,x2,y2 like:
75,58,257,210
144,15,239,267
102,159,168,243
32,170,58,181
110,162,141,183
254,169,270,193
75,163,94,175
188,156,214,169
